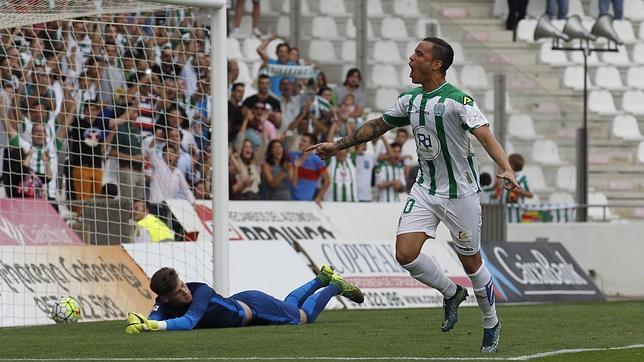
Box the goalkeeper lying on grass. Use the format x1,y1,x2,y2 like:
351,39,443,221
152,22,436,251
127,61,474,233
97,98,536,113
126,266,363,333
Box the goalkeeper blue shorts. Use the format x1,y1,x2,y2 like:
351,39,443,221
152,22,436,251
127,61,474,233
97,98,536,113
231,290,301,326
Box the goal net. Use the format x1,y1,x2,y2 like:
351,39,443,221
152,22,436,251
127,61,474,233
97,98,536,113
0,0,217,327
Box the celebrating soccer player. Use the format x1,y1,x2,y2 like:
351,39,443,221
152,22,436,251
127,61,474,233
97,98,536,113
306,37,520,353
125,266,362,333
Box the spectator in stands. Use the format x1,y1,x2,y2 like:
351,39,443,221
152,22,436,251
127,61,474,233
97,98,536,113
191,78,211,150
333,68,364,118
230,139,262,200
261,139,297,200
0,48,20,91
375,143,406,202
2,147,47,200
546,0,569,20
289,133,330,204
121,50,139,88
152,47,183,80
277,77,302,136
1,98,71,204
71,66,99,114
506,0,529,30
353,142,380,203
179,49,201,99
323,142,358,203
227,59,240,89
331,94,357,138
98,41,127,108
309,86,335,138
9,96,66,201
157,77,189,115
479,172,497,204
110,108,146,201
599,0,623,20
238,99,276,150
228,82,245,143
502,154,534,222
67,99,111,210
315,72,329,95
242,74,281,130
145,141,196,205
66,20,96,73
132,200,175,243
158,105,198,155
130,74,160,136
257,34,297,98
25,67,55,109
231,0,263,38
377,129,414,178
165,126,195,181
289,47,303,65
194,151,212,200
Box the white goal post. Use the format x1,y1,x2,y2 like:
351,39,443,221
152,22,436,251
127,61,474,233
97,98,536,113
141,0,229,295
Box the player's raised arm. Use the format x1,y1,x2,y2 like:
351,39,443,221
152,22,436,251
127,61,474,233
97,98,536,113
305,116,393,159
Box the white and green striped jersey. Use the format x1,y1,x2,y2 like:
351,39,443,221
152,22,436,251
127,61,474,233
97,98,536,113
502,171,531,223
17,116,62,199
501,171,530,204
382,82,488,199
324,158,358,202
375,161,406,202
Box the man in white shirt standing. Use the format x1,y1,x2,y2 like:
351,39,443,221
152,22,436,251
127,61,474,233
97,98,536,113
324,148,357,202
146,143,195,205
375,142,406,202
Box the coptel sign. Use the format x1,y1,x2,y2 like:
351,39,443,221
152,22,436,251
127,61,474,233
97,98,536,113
480,241,605,302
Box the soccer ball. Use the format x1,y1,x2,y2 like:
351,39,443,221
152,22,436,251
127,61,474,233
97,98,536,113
51,297,82,323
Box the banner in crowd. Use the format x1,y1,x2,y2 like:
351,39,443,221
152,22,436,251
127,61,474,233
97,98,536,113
0,245,154,327
298,238,477,309
262,63,317,79
0,199,83,245
191,200,338,245
480,241,605,302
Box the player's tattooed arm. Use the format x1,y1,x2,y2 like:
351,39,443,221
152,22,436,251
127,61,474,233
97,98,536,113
334,117,392,150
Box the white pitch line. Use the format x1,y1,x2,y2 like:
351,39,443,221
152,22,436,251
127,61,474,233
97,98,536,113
0,344,642,362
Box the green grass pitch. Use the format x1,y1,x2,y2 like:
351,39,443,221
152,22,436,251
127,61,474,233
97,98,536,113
0,301,643,361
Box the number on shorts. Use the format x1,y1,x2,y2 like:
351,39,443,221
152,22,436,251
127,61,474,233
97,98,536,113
403,198,415,214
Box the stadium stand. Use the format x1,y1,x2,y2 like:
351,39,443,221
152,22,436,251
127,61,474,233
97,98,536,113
2,0,642,222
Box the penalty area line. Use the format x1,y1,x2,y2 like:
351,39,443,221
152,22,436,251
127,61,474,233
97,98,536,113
0,344,643,361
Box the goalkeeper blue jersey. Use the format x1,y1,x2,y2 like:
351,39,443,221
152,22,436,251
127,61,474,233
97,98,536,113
148,282,246,330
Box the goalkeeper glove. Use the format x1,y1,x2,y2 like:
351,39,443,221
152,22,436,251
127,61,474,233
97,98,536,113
125,312,161,334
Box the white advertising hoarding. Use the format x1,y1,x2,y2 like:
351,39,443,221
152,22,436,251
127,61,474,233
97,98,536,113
0,245,154,327
298,238,477,309
122,240,325,302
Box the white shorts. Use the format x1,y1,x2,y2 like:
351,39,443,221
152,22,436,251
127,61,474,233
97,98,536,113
397,183,482,256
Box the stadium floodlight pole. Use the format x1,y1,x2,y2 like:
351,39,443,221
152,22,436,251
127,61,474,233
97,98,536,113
538,14,621,222
142,0,229,295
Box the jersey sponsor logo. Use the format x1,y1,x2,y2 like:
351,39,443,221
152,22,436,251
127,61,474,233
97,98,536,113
463,96,473,105
413,126,441,161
